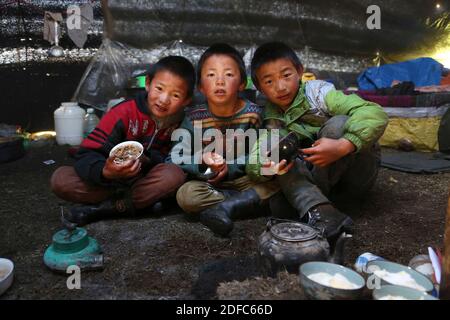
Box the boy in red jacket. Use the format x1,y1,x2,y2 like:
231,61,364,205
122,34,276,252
51,56,195,226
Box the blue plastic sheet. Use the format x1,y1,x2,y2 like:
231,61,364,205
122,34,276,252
357,58,443,90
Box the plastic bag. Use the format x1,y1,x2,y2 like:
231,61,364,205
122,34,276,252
73,39,207,110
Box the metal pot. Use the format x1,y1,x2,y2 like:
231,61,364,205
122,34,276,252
258,218,351,276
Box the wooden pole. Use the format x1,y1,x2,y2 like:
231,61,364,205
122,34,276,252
440,190,450,299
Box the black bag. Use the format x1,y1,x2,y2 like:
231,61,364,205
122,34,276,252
0,136,25,163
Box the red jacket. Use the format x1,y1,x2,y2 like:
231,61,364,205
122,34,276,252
74,92,180,185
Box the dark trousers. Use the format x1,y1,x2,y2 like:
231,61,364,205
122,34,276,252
50,163,186,209
274,116,380,218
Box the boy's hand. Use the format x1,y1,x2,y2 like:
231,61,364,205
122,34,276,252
102,157,141,180
300,137,355,168
202,152,227,185
207,164,228,185
203,152,225,172
139,154,151,168
261,159,294,175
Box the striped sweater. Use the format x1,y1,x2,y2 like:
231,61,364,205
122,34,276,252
167,99,264,180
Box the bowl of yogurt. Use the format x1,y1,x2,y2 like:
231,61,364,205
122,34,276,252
0,258,14,296
373,285,438,300
299,261,366,300
366,260,434,293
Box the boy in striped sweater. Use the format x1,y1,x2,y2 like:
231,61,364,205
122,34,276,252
169,43,278,237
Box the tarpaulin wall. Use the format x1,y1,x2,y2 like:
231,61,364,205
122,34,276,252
71,0,450,108
2,0,447,56
2,1,449,129
101,0,445,55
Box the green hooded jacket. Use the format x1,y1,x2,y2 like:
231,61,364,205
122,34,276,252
246,80,388,181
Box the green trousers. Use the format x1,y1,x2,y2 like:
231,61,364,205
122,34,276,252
176,175,280,214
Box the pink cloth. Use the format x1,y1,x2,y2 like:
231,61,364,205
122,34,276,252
415,85,450,93
344,90,416,107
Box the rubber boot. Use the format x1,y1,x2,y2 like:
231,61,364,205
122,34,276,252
275,159,353,239
304,203,354,239
64,197,135,227
199,188,263,237
268,191,297,219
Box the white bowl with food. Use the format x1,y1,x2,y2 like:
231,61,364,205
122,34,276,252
299,261,366,300
0,258,14,296
373,285,438,300
366,260,434,293
109,141,144,165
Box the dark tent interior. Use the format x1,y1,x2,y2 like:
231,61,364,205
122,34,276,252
1,0,450,301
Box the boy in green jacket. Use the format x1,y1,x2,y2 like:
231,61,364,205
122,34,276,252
246,42,388,239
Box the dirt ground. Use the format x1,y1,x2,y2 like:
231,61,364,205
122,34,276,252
0,144,449,300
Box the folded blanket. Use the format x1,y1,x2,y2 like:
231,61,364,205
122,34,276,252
345,90,450,107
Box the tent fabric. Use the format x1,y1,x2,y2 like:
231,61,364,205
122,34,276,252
2,1,449,56
357,58,443,90
100,0,448,56
381,149,450,173
2,1,449,69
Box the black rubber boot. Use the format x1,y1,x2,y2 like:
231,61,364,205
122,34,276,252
64,197,135,227
199,188,263,237
268,191,297,219
304,203,354,239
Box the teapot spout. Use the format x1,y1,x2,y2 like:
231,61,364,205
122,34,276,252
328,232,352,265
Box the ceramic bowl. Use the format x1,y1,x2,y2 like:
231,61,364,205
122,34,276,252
408,254,435,282
109,141,144,163
0,258,14,296
366,260,434,293
299,261,365,300
373,285,438,300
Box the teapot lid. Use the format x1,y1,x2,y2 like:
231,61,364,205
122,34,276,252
270,222,318,242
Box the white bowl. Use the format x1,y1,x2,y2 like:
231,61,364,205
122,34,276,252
109,141,144,163
366,260,434,293
373,285,438,300
0,258,14,296
299,262,366,300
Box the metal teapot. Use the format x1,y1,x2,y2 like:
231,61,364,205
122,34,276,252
258,218,351,276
